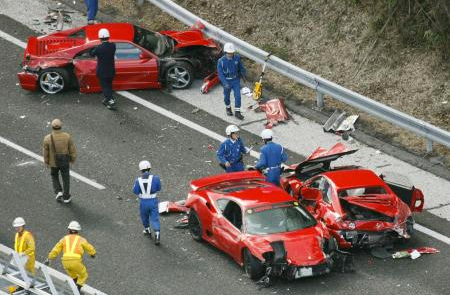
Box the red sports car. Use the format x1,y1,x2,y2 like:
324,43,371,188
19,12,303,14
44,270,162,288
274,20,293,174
18,23,220,94
280,143,425,249
185,171,337,282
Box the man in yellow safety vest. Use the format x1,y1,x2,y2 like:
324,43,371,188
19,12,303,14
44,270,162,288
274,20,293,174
13,217,35,274
45,221,96,291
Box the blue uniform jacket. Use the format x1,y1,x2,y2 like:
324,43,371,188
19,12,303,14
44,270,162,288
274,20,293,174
217,138,247,165
217,54,246,85
255,142,288,185
91,41,116,78
133,172,161,198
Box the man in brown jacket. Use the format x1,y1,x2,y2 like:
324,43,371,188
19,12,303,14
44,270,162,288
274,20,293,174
43,119,77,203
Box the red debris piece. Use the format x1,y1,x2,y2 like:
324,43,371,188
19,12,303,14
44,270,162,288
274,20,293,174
159,200,189,214
258,98,290,126
201,72,220,94
407,247,439,254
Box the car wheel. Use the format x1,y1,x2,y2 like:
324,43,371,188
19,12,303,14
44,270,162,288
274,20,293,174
166,62,193,89
39,68,69,94
243,248,264,280
188,209,203,241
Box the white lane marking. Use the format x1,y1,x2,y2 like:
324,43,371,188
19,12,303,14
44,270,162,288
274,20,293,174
0,136,105,190
117,91,261,159
414,223,450,245
1,29,449,245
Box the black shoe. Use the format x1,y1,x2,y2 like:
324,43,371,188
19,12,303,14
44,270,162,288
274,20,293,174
155,231,160,245
226,107,233,116
235,111,244,120
55,192,63,202
102,99,109,106
63,195,72,204
106,100,116,110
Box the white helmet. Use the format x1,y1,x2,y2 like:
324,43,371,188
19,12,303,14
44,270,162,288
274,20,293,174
223,42,236,53
139,160,151,171
98,28,110,39
261,129,274,140
225,124,240,136
13,217,26,227
68,221,81,231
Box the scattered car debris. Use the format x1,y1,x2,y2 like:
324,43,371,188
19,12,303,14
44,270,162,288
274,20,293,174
201,72,219,94
323,110,359,135
392,247,439,259
191,108,200,114
158,200,189,214
19,115,26,119
258,98,290,127
174,216,189,229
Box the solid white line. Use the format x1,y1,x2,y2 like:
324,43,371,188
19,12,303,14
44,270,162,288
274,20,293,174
414,223,450,245
1,28,449,245
0,136,105,190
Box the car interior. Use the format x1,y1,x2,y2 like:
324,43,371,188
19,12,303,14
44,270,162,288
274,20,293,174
222,200,243,230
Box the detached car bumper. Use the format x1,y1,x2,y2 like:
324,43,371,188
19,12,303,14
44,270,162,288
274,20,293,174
337,229,408,248
17,71,38,91
285,261,332,280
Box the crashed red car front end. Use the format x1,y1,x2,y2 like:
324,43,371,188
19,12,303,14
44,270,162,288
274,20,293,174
185,171,340,282
280,143,425,249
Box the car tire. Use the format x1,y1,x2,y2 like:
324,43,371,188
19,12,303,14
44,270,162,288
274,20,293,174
188,209,203,241
406,216,414,237
165,61,194,89
243,248,264,280
38,68,69,94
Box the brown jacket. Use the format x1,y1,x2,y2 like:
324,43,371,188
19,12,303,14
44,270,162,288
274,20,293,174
43,130,77,168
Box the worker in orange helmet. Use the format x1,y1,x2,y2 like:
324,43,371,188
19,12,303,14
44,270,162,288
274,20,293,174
45,221,96,291
12,217,36,275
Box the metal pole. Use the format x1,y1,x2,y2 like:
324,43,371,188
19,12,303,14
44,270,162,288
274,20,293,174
426,139,433,153
316,91,324,109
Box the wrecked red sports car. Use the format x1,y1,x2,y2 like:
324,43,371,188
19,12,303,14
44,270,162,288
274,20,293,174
18,23,220,94
185,171,337,282
280,143,425,249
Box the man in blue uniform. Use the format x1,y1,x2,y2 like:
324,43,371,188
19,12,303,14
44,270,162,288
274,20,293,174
217,43,247,120
91,28,116,110
84,0,98,25
132,160,162,245
217,125,250,172
255,129,288,186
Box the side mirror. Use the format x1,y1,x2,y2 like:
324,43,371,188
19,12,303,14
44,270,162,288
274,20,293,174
301,187,321,201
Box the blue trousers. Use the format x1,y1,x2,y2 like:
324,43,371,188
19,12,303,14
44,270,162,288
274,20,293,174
139,198,160,231
223,78,241,109
85,0,98,21
225,161,245,173
265,167,282,186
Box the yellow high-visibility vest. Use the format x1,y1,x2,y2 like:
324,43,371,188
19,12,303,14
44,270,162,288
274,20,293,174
63,235,81,259
14,231,34,256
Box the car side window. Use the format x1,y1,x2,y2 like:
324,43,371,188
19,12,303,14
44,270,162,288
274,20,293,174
74,47,96,59
222,201,242,230
321,180,333,204
115,42,142,60
216,199,229,213
309,177,322,189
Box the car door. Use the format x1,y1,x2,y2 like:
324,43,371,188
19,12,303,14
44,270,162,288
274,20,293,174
113,42,160,90
72,45,101,93
213,199,243,261
315,178,342,224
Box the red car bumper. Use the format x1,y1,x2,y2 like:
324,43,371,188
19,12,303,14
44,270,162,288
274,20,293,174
17,71,38,92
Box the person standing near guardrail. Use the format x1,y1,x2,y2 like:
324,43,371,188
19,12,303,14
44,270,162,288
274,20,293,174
217,42,247,120
45,221,96,292
85,0,98,25
43,119,77,204
12,217,36,275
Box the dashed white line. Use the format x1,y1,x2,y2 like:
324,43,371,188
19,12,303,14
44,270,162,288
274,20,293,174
1,29,449,245
0,136,105,190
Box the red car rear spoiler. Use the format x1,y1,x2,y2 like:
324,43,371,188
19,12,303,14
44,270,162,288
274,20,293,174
190,171,265,191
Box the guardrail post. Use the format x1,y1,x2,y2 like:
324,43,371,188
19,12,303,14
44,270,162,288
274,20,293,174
426,139,433,153
316,91,324,109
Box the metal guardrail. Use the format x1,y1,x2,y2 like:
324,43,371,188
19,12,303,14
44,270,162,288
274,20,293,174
0,244,106,295
148,0,450,152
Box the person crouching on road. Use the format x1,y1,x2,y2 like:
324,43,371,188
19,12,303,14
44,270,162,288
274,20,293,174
217,42,247,120
13,217,36,275
43,119,77,203
255,129,288,186
91,28,116,110
45,221,96,292
133,160,162,245
217,125,250,172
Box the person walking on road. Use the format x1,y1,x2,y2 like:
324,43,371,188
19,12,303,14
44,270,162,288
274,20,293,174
91,28,116,110
85,0,98,25
13,217,36,275
43,119,77,203
217,125,250,173
255,129,288,186
133,160,162,245
45,221,96,292
217,42,247,120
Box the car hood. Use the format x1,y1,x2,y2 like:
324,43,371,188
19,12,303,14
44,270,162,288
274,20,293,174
246,227,326,266
160,30,218,48
342,194,400,217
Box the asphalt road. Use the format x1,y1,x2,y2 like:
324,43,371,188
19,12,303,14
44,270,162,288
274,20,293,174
0,14,449,295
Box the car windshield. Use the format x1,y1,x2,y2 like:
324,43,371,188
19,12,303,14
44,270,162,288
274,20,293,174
133,25,173,56
245,204,316,235
338,186,387,197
